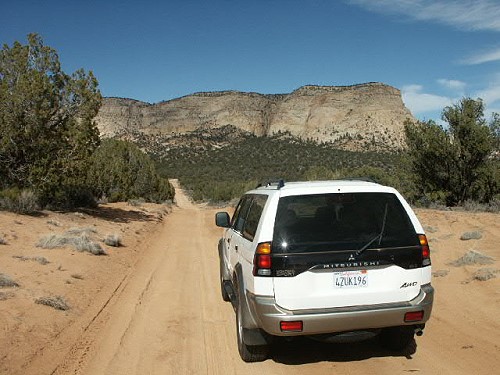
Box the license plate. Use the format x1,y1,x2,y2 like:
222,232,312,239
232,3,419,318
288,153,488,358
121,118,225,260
334,270,368,288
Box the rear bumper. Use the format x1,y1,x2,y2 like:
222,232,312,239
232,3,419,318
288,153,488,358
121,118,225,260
247,284,434,336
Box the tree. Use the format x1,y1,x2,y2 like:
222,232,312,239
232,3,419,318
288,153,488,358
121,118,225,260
405,98,498,205
0,33,101,207
87,139,174,202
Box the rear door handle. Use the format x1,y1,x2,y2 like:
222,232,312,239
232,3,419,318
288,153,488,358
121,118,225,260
235,245,239,252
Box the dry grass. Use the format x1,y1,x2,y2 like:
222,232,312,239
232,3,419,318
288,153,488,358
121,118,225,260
73,235,106,255
46,220,61,227
36,234,71,249
12,255,50,265
65,227,97,236
36,228,106,255
103,234,122,247
472,268,499,281
35,295,70,311
432,270,449,277
0,291,15,300
0,273,19,288
0,189,39,214
448,250,495,267
460,231,483,240
128,198,145,207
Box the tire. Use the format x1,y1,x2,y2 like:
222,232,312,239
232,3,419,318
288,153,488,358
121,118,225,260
379,326,416,352
220,258,230,302
235,280,268,362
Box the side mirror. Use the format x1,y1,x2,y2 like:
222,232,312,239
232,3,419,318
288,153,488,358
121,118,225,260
215,212,231,228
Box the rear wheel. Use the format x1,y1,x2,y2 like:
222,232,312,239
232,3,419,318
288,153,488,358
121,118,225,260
235,281,268,362
379,326,416,352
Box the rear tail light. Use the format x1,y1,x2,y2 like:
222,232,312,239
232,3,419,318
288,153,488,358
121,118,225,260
405,311,424,322
280,321,303,332
253,242,272,276
418,234,431,266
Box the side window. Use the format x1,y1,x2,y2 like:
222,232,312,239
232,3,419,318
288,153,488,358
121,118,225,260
232,196,253,233
243,195,268,241
230,198,244,227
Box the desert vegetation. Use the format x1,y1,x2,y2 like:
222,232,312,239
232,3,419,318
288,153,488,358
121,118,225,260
0,34,173,212
405,98,499,206
36,227,107,255
154,98,499,208
87,139,174,203
1,34,497,212
35,295,70,311
0,273,19,288
155,130,409,202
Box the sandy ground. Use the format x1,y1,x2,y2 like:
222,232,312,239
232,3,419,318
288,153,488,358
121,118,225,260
0,182,499,374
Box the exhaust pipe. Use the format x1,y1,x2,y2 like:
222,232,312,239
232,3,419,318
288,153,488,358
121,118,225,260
415,327,424,336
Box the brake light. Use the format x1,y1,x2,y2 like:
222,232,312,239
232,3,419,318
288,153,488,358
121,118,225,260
280,321,303,332
418,234,431,266
253,242,272,276
405,311,424,322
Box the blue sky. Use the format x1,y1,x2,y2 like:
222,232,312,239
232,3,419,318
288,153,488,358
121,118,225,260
2,0,500,122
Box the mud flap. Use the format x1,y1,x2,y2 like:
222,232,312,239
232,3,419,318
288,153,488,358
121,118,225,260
234,266,268,346
242,328,268,346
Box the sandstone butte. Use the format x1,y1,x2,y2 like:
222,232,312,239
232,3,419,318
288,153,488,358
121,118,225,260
95,82,416,150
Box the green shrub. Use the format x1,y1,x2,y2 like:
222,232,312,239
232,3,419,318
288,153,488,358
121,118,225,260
405,98,499,205
0,34,101,209
87,139,174,203
155,132,403,203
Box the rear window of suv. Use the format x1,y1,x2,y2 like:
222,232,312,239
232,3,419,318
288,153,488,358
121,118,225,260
272,192,418,253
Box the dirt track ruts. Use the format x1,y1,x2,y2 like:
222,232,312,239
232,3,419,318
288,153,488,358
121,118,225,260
22,181,500,374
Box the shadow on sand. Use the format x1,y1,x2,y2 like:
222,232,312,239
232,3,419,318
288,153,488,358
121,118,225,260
269,337,417,365
78,205,160,224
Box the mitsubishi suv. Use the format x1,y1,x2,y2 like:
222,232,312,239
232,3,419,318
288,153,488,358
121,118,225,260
215,180,434,362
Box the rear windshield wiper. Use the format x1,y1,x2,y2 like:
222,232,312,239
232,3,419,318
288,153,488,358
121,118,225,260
355,203,388,258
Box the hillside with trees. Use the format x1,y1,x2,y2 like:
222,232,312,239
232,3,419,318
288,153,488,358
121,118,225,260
153,99,499,208
153,129,409,202
1,35,497,211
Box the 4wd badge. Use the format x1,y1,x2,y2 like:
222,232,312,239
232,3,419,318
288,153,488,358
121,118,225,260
400,281,418,288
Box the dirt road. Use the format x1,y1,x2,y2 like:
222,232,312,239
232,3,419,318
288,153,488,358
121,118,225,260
21,182,499,374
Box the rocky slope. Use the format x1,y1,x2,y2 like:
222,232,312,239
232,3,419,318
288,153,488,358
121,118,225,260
95,83,415,150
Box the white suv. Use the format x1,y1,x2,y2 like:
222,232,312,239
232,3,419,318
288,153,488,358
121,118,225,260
215,180,433,362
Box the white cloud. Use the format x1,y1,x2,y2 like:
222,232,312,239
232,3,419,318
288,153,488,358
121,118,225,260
402,76,500,119
437,79,466,91
475,83,500,117
402,84,453,115
477,85,500,104
348,0,500,31
461,47,500,65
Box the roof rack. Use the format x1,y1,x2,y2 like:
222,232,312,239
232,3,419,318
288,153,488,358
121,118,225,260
343,177,377,183
256,179,285,189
